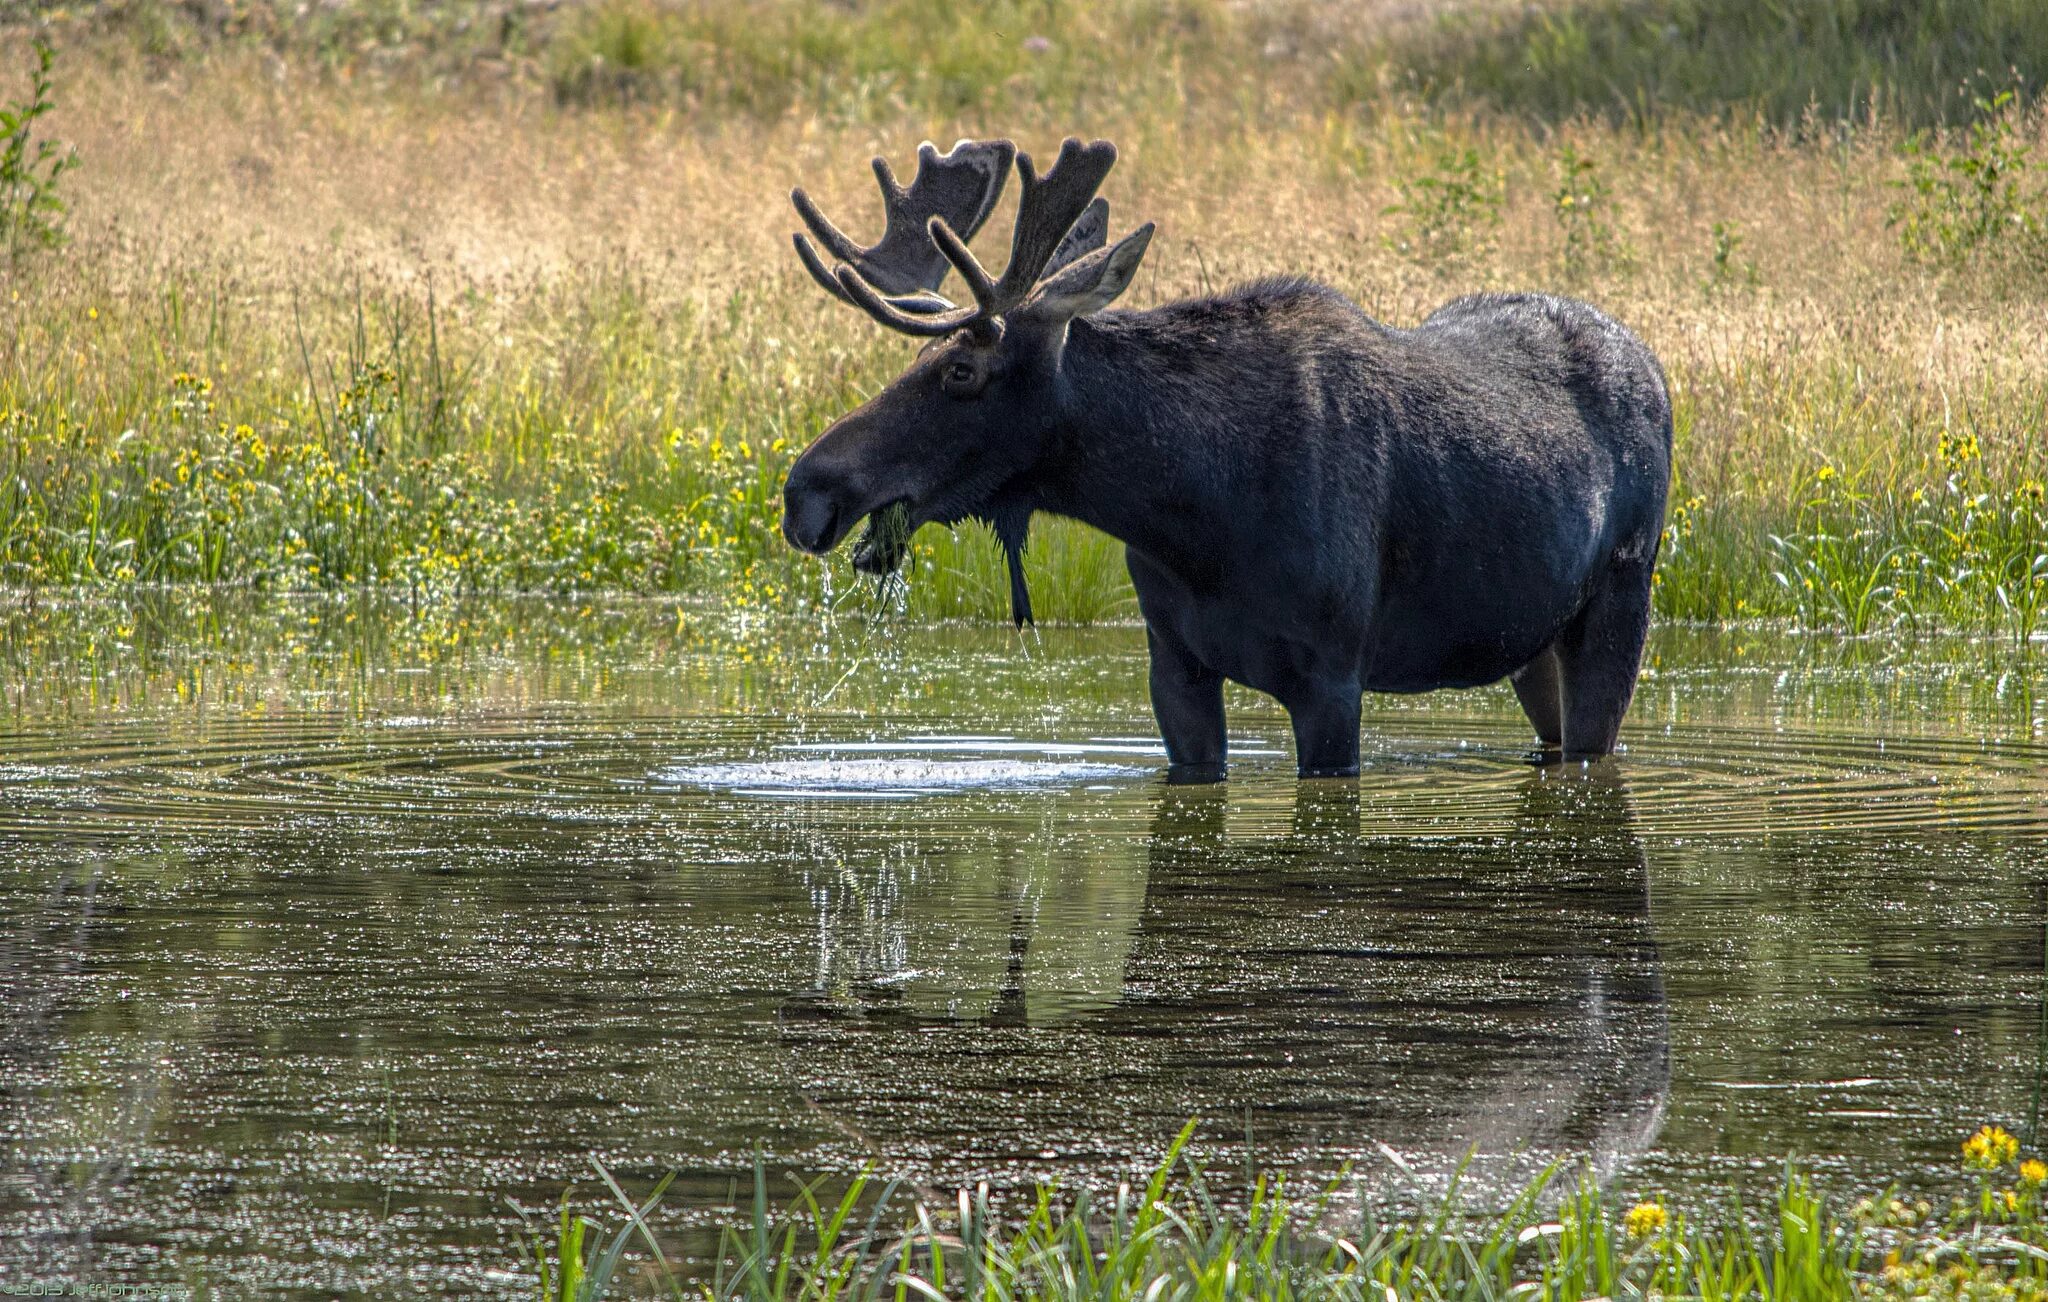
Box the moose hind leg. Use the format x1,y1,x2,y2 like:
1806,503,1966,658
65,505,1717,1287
1555,554,1656,760
1510,646,1564,751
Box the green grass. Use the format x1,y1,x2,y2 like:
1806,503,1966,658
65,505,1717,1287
41,0,2048,128
8,248,2043,636
1655,344,2048,639
517,1126,2048,1302
539,0,1221,120
1381,0,2048,128
0,261,1152,624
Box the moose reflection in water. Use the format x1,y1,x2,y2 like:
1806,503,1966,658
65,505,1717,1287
781,770,1669,1192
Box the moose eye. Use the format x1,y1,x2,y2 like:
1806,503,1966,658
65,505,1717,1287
942,360,983,395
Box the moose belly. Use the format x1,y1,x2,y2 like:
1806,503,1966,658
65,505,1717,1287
1364,565,1587,692
1130,546,1581,700
1170,588,1559,698
1362,629,1551,693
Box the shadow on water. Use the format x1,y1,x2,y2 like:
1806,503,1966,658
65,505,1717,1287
779,769,1668,1202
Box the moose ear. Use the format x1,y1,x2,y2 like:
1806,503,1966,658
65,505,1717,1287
1021,222,1154,322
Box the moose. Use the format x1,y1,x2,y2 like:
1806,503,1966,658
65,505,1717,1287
780,137,1672,782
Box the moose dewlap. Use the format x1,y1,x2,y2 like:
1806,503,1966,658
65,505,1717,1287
780,136,1673,780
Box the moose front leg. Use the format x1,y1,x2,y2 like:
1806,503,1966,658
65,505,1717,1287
1287,686,1362,779
1144,624,1227,784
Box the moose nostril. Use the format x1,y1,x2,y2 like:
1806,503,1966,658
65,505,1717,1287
808,504,838,551
782,491,840,554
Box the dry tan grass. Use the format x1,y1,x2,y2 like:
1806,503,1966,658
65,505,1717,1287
46,41,2042,321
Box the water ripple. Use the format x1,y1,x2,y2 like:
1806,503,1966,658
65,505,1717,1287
0,715,2039,842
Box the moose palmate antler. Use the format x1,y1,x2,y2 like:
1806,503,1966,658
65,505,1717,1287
793,137,1118,337
791,138,1015,312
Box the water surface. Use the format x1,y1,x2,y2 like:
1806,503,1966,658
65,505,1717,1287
1,596,2043,1296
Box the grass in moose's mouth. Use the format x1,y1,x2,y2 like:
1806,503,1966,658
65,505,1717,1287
517,1127,2048,1301
0,0,2046,638
849,501,912,579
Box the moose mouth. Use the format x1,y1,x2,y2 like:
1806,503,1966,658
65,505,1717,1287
849,499,914,576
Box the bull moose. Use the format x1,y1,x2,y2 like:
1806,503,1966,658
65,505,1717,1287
780,137,1672,781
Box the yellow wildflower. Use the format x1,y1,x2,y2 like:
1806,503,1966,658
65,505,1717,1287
2021,1160,2046,1185
1623,1202,1667,1239
1964,1125,2020,1170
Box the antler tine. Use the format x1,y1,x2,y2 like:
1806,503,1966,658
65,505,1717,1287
871,153,904,200
927,218,1001,317
1043,196,1109,278
791,187,866,266
835,265,980,338
990,138,1119,310
792,231,855,305
799,230,972,317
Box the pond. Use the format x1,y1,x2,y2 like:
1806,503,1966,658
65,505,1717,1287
1,596,2043,1296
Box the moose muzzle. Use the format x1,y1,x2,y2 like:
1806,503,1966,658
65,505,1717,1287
781,457,857,555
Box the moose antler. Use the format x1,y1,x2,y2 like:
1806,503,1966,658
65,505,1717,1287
791,139,1016,311
811,137,1121,338
1046,195,1111,272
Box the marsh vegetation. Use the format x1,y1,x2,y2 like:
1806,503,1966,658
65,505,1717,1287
1,0,2045,632
529,1133,2048,1302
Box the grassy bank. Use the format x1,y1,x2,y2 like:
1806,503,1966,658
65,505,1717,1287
2,2,2046,635
521,1128,2048,1301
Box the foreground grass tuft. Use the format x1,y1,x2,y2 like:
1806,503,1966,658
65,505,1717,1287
518,1126,2048,1301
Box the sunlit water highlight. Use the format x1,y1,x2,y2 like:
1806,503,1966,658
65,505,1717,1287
655,738,1169,796
0,597,2043,1296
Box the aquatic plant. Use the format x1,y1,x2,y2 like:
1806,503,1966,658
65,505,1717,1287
1758,426,2048,641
